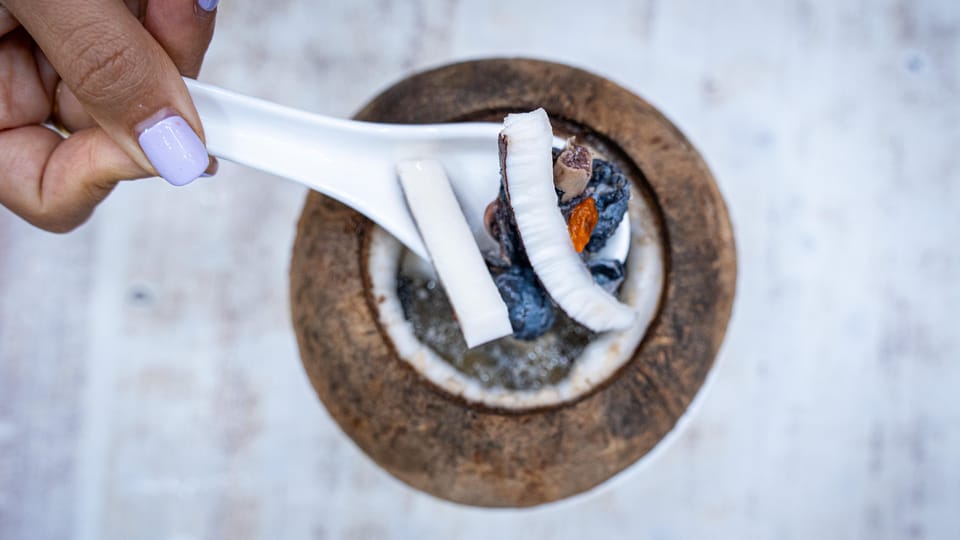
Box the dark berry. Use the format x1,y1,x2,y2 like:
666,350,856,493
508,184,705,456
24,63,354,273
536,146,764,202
584,158,630,253
588,259,626,294
494,266,556,340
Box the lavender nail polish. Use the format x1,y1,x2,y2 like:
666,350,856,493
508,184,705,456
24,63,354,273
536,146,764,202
138,116,208,187
197,0,219,12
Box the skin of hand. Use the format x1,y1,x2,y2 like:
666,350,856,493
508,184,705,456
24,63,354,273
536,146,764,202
0,0,219,233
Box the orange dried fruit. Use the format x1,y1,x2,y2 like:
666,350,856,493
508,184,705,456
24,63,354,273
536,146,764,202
568,197,598,253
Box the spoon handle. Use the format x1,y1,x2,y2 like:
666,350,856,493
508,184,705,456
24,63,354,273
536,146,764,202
185,78,430,256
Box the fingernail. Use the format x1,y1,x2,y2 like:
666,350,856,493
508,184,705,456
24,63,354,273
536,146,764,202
138,115,208,187
197,0,219,12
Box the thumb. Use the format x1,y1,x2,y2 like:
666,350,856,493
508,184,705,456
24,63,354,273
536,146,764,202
5,0,211,187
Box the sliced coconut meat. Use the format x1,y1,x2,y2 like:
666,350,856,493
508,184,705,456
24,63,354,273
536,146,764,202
500,109,635,332
397,160,513,348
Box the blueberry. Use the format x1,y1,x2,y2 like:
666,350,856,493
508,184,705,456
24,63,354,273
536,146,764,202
588,259,626,294
584,159,630,253
494,266,556,340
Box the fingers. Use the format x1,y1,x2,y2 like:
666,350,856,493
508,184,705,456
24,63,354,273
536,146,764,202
1,0,218,232
0,28,51,129
32,47,57,99
0,4,18,36
0,19,143,232
144,0,218,78
55,83,97,132
4,0,210,187
123,0,148,22
0,126,143,232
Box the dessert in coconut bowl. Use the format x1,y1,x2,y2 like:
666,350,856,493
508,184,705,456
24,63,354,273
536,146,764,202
290,59,736,507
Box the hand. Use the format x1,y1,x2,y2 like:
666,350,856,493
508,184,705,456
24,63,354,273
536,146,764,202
0,0,218,232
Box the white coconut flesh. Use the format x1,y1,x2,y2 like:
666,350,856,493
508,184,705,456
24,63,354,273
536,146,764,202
397,159,513,348
500,109,636,332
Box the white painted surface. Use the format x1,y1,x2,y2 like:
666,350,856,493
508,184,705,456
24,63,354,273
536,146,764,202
1,0,958,538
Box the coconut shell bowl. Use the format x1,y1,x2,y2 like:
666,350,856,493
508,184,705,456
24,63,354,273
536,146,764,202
289,58,736,507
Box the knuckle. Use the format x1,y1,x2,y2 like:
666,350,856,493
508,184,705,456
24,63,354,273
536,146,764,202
68,28,151,106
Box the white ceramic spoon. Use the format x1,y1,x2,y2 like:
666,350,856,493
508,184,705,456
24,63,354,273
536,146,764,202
185,78,629,262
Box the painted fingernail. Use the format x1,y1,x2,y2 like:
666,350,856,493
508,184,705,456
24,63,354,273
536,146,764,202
138,115,208,187
197,0,219,12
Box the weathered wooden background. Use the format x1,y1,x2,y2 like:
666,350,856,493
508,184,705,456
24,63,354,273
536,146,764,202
1,0,958,538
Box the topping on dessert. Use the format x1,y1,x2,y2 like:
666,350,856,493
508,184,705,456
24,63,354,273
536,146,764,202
567,197,598,253
484,185,524,268
584,158,630,253
493,265,556,340
498,109,635,333
553,138,592,203
588,259,626,294
397,160,513,348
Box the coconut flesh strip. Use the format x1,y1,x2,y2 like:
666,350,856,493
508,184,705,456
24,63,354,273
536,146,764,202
500,109,636,332
397,160,513,348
